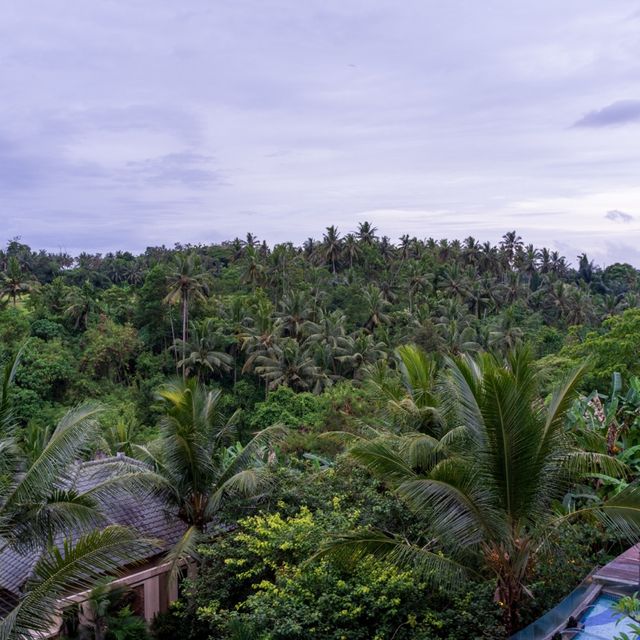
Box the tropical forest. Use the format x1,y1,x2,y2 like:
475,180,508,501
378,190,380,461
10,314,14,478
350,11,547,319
2,227,640,640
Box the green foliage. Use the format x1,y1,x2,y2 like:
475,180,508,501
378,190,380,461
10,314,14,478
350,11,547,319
105,605,149,640
559,309,640,391
13,337,76,420
171,504,504,640
135,265,170,352
0,308,29,359
3,234,640,639
80,318,141,383
249,386,324,431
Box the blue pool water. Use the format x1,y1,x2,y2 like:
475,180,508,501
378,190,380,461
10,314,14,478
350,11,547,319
572,594,636,639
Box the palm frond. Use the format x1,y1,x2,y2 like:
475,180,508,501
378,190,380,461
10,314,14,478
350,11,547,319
0,526,158,640
204,424,286,517
7,491,100,549
2,403,103,512
439,357,485,446
164,525,201,583
541,363,588,450
347,439,416,484
560,450,628,479
207,467,272,517
316,529,474,588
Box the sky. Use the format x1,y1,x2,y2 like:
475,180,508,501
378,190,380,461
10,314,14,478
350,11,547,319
1,1,640,266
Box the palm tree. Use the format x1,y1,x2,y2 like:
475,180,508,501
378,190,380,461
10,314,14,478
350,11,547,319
0,257,34,307
138,379,284,556
550,250,568,276
398,234,413,261
499,230,523,268
302,238,316,259
242,233,259,251
342,234,361,269
516,244,540,283
436,318,480,355
174,319,234,381
241,247,265,290
362,284,391,333
356,221,378,246
64,282,101,329
275,290,315,340
164,254,210,371
488,308,524,354
565,285,596,326
324,348,640,634
461,236,481,267
405,263,430,313
378,236,395,263
441,263,469,300
376,344,444,433
335,332,387,380
319,226,342,274
306,310,347,376
577,253,595,284
241,297,277,376
253,338,325,393
599,293,624,319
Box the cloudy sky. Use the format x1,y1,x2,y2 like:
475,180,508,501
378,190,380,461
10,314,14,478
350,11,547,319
2,1,640,265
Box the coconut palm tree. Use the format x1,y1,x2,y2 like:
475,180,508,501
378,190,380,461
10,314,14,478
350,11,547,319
335,332,387,380
405,263,430,313
398,234,412,261
381,344,445,433
342,234,361,270
0,258,34,307
275,290,315,340
488,308,524,354
436,318,480,355
356,221,378,246
174,319,234,381
241,247,265,290
362,285,391,333
137,379,284,559
305,310,347,377
319,226,342,274
499,230,523,268
241,297,277,375
164,254,210,371
64,282,101,330
324,348,640,635
253,338,325,393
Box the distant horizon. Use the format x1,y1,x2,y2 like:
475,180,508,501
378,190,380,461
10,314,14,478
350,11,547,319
3,227,637,270
3,1,640,266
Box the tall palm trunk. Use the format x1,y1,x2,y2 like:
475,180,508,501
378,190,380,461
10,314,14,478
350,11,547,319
182,291,189,379
169,311,179,374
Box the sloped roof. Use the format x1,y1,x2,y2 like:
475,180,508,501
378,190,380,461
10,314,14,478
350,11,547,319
0,454,186,601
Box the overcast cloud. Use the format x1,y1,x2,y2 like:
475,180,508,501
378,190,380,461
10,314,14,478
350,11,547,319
1,1,640,265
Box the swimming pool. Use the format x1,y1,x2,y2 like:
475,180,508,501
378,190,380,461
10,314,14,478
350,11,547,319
570,593,636,639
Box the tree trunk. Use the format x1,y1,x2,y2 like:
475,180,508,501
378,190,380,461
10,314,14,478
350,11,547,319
169,311,179,374
182,292,188,379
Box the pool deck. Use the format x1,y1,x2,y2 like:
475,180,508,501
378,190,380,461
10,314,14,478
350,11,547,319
594,543,640,587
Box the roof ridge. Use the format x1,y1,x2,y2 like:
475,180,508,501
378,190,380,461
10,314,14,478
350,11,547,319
79,454,149,469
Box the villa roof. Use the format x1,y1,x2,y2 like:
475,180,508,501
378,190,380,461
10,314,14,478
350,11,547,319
593,542,640,586
0,454,186,605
